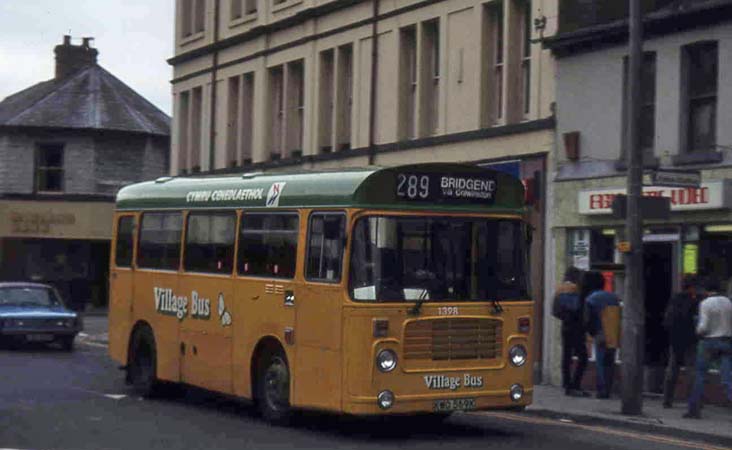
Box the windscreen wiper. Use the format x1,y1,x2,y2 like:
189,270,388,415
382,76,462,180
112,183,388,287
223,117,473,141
408,290,429,316
491,297,504,314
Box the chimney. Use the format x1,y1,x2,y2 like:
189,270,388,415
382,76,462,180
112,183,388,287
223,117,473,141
54,35,98,79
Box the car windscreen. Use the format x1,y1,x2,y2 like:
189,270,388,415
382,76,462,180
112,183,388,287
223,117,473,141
349,216,529,302
0,287,61,307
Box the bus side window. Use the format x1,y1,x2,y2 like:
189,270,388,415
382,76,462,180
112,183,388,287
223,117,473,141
115,216,135,268
138,212,183,270
306,213,345,282
238,213,299,279
184,212,236,274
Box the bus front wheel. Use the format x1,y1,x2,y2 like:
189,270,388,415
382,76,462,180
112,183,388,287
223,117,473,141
257,349,292,424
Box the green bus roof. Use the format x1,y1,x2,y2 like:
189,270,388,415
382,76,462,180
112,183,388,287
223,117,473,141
115,163,526,213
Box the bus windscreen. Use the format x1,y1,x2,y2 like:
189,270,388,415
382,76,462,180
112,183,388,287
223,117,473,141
349,216,529,302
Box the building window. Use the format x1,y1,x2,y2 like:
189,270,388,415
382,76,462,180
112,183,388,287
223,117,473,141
481,1,504,126
420,19,440,136
177,91,190,174
622,52,657,158
181,0,206,37
519,0,531,117
231,0,257,19
318,49,335,153
318,44,353,153
684,41,718,153
36,143,64,192
190,86,203,172
268,60,304,160
399,26,417,140
177,87,204,174
226,73,255,167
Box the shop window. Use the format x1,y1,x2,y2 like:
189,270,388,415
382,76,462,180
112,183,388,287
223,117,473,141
36,143,64,192
238,213,299,278
138,212,183,270
700,226,732,290
306,213,346,282
115,216,135,268
590,229,615,266
683,41,718,153
184,212,236,274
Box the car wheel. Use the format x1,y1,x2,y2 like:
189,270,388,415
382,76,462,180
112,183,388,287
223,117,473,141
60,336,74,352
128,328,159,397
256,349,292,424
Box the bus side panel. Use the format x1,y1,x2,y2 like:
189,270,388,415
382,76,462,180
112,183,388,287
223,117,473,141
231,277,296,399
132,270,181,383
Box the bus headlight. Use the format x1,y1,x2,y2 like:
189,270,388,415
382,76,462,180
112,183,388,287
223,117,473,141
509,345,528,367
376,349,398,372
377,390,394,409
510,384,524,402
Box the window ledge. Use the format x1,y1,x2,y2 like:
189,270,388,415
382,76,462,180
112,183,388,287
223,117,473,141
229,12,258,28
180,31,205,47
672,151,723,166
272,0,303,14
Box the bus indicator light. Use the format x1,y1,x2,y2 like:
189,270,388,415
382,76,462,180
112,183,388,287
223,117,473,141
373,319,389,337
518,317,530,334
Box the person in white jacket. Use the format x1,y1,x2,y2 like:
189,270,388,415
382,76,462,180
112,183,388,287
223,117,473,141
684,276,732,419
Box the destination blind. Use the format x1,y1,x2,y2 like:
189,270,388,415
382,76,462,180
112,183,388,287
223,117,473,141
395,172,498,204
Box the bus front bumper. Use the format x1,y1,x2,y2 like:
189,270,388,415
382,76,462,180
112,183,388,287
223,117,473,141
343,388,533,415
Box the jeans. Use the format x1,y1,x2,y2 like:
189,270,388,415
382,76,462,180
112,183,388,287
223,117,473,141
687,337,732,414
594,343,616,397
561,328,588,390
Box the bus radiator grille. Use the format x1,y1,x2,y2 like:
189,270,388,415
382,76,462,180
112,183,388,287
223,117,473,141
403,318,503,361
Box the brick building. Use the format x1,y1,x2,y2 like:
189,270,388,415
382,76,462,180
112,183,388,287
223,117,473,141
0,36,170,309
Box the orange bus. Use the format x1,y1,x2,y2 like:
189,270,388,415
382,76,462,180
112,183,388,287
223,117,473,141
108,163,533,423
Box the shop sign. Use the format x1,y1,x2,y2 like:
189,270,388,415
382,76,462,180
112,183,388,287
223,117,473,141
683,243,698,274
578,181,729,215
10,211,76,234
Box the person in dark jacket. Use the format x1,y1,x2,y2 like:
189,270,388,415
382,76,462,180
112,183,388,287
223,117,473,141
662,274,700,408
552,266,588,396
583,271,621,399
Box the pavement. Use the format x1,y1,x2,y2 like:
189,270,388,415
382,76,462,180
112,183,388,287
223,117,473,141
527,384,732,447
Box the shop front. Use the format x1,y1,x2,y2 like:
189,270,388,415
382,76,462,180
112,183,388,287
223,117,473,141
0,199,114,310
551,176,732,394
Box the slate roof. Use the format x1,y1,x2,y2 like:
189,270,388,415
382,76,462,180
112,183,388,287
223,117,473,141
0,65,170,136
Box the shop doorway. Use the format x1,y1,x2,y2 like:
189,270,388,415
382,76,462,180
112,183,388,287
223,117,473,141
642,242,674,381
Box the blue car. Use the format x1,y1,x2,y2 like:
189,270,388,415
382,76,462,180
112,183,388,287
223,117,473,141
0,282,83,351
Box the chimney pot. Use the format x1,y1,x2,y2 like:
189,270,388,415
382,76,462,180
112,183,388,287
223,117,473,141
63,35,71,45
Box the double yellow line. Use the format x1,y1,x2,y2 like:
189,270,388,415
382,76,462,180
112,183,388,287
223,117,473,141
481,411,729,450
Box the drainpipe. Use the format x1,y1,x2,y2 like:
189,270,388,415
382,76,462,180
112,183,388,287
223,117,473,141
367,0,380,165
209,0,221,171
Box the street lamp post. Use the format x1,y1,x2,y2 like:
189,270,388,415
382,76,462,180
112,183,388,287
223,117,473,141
621,0,645,416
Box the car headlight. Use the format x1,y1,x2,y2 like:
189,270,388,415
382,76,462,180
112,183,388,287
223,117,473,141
509,345,528,367
376,349,398,373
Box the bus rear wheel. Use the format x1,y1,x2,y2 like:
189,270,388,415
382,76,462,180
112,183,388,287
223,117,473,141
128,328,158,397
257,350,291,424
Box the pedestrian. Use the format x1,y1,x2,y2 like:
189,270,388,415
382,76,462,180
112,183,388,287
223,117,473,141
683,276,732,419
662,274,700,408
583,271,621,399
552,266,588,396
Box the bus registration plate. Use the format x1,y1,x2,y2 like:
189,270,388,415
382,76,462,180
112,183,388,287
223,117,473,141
433,398,476,412
26,334,54,342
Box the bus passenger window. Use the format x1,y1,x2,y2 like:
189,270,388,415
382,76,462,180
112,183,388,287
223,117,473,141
306,214,345,282
184,212,236,274
137,212,183,270
115,216,135,267
238,213,299,279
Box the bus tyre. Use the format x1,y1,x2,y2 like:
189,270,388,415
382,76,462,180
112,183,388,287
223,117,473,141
257,350,291,424
128,327,159,398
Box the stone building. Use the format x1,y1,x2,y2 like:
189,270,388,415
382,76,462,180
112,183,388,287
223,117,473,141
544,0,732,392
0,36,170,309
169,0,559,379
